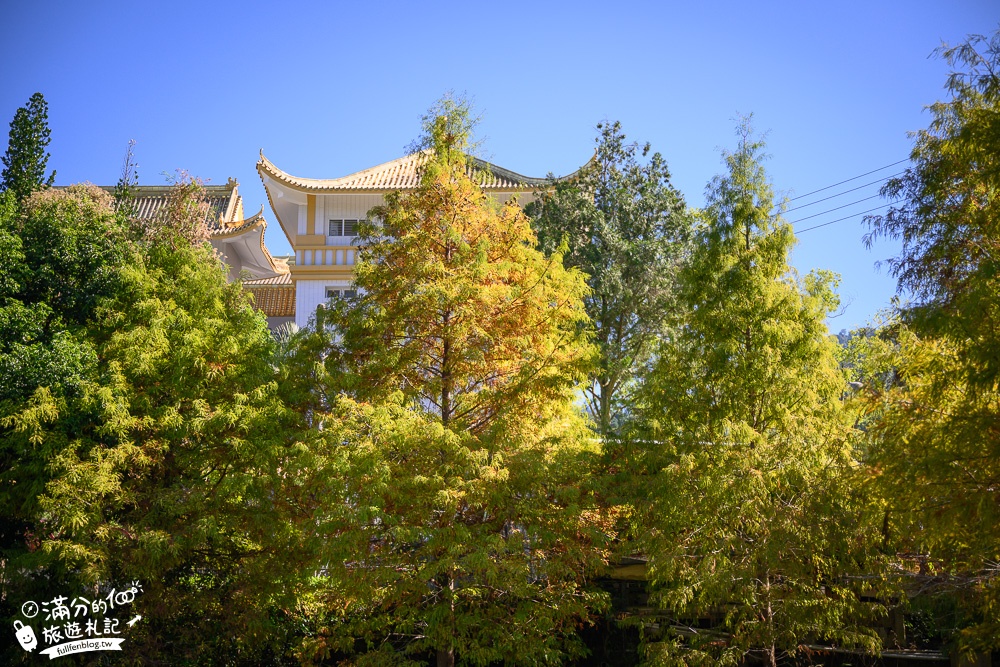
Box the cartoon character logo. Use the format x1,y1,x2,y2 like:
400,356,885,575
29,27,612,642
14,620,37,652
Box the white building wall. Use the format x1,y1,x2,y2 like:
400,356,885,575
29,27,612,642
297,204,308,235
321,194,384,219
295,278,354,329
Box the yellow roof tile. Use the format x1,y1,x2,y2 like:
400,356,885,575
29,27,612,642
257,151,585,193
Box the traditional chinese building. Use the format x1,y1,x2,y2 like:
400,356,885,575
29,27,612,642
104,154,580,331
257,151,574,329
120,178,285,281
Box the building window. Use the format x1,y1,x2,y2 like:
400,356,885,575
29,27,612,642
328,219,361,237
326,288,358,300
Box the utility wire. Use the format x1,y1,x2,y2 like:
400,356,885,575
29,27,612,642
787,193,888,224
795,202,897,234
783,171,905,214
786,159,909,202
768,159,908,235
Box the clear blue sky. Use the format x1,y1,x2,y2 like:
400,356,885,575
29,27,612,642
2,1,996,330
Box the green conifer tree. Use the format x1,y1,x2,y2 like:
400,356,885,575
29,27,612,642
1,92,56,203
0,184,309,664
529,121,693,437
633,119,886,666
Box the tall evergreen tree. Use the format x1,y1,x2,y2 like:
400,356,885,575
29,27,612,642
528,122,693,437
1,92,55,203
632,119,885,666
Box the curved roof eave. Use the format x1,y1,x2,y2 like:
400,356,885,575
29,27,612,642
211,206,265,238
211,206,285,276
257,150,589,194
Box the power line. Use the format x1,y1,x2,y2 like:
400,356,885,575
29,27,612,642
773,160,908,235
787,159,909,203
713,158,908,237
787,192,888,224
783,171,905,214
795,202,897,234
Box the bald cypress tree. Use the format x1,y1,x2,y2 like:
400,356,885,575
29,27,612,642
632,119,886,666
0,185,308,664
862,28,1000,653
291,102,608,667
1,92,56,203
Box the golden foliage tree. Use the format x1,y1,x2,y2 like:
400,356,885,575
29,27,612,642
862,28,1000,653
292,105,608,667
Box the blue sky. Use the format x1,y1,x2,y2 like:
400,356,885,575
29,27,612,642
2,0,996,330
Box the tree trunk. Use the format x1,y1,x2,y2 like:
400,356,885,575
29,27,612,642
599,378,612,437
765,575,777,667
437,648,455,667
438,271,454,666
441,333,451,426
437,572,456,667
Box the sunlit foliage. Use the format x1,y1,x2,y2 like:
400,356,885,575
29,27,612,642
633,120,886,667
290,106,609,667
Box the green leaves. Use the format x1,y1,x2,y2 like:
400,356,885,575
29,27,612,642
859,28,1000,654
633,119,885,665
291,103,609,665
0,184,309,664
864,30,1000,387
0,92,55,203
528,121,693,436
